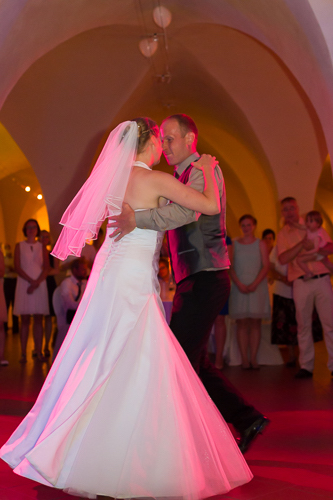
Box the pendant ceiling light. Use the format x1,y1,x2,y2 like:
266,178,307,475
153,6,172,28
139,37,159,58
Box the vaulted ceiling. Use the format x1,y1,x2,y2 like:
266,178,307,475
1,0,333,245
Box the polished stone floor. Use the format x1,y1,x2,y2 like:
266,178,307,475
0,331,332,500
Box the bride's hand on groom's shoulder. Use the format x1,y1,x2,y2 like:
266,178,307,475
192,154,218,172
108,203,136,241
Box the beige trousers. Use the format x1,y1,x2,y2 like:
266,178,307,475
293,275,333,372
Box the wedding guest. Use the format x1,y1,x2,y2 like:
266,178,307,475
3,244,19,333
59,242,96,275
269,234,297,366
262,229,275,256
0,249,8,366
213,235,232,369
229,215,270,369
52,257,88,359
39,230,60,357
62,258,88,324
158,256,170,283
13,219,49,362
277,197,333,378
158,256,175,301
262,229,276,303
270,209,324,367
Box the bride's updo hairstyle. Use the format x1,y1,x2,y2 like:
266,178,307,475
134,117,159,154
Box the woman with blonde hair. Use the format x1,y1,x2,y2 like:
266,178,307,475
229,214,270,369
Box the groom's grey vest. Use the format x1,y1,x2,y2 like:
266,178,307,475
168,164,230,284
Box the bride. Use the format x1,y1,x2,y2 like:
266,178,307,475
0,117,252,499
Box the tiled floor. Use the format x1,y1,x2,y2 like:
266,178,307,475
0,332,332,499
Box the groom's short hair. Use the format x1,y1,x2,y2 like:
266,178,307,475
164,114,198,142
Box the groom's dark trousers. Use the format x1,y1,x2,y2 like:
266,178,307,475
169,269,262,433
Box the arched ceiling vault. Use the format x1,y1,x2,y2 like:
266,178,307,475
0,0,333,243
1,0,333,148
0,123,30,180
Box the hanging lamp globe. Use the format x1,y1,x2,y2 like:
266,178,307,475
153,6,172,28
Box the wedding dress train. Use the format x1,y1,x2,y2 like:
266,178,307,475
1,224,252,499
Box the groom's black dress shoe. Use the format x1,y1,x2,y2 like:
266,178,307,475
237,416,270,453
295,369,313,379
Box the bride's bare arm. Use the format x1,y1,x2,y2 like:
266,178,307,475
151,155,220,215
109,156,223,240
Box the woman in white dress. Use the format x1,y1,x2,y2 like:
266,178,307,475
13,219,49,362
0,118,252,499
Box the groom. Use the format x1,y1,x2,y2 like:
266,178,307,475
109,114,269,452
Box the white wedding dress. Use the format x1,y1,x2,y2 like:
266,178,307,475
1,212,252,499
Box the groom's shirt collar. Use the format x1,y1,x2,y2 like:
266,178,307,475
175,152,200,177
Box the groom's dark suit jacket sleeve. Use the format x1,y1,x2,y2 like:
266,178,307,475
134,166,223,231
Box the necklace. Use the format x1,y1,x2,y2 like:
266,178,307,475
133,161,152,171
25,240,35,252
